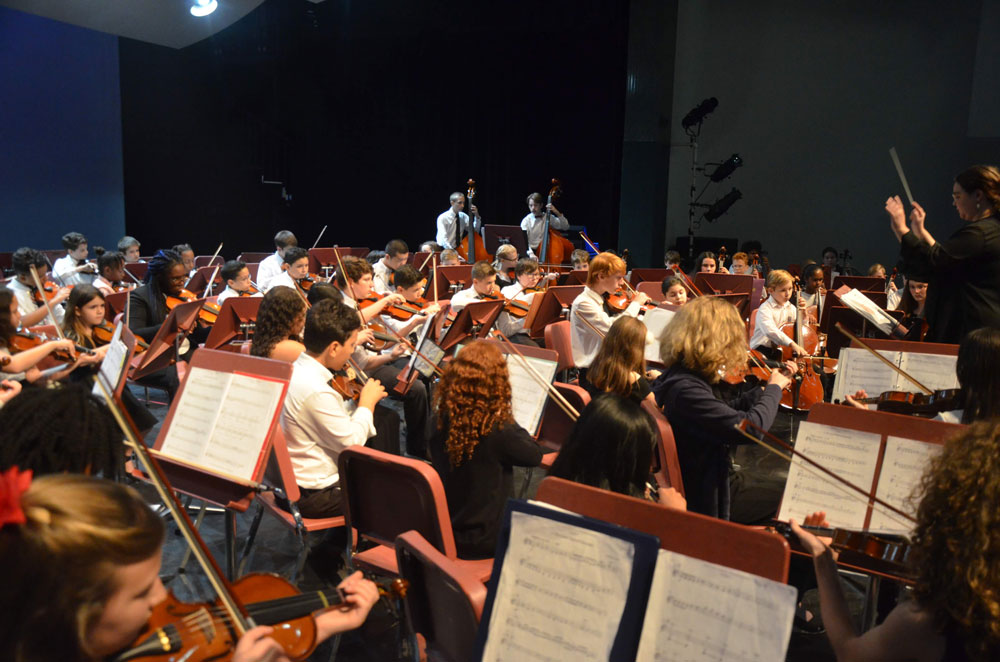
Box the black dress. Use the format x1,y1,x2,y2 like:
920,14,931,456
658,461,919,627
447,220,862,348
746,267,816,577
430,419,543,559
900,215,1000,343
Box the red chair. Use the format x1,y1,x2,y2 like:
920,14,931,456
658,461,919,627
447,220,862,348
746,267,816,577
395,530,487,662
641,400,685,496
748,308,759,338
337,446,493,581
535,382,591,470
543,320,575,378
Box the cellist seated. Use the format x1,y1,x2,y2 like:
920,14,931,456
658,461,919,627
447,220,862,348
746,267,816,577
749,269,809,362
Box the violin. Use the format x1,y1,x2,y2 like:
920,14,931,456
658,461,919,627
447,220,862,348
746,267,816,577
240,284,260,297
31,278,69,306
93,321,149,354
769,522,914,582
602,288,656,315
165,288,220,326
10,329,93,362
384,299,432,322
297,274,320,291
846,388,961,417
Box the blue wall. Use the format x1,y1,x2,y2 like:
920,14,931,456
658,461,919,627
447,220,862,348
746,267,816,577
0,6,125,253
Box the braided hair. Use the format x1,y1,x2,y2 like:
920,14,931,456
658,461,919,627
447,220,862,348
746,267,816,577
143,249,184,320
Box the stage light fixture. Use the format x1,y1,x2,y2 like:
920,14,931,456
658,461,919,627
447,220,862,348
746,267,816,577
708,154,743,182
190,0,218,17
681,97,718,130
702,189,742,222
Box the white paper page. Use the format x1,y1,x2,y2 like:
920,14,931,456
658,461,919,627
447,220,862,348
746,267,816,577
505,354,558,436
413,338,445,379
777,422,881,529
481,510,634,662
93,323,129,401
158,367,232,465
831,348,901,403
896,353,959,393
870,436,941,533
635,550,797,662
200,373,285,481
641,307,676,364
839,289,897,335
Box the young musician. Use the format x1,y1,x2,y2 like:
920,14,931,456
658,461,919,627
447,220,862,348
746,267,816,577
655,296,796,518
549,393,685,509
660,276,688,306
372,239,409,295
117,236,143,263
8,247,69,326
52,232,96,287
267,246,311,294
172,243,196,277
791,421,1000,660
821,246,840,277
439,249,462,266
379,265,441,340
799,263,826,323
690,251,718,276
581,316,659,403
728,251,758,277
448,261,500,313
250,286,307,362
257,230,298,292
520,191,569,258
497,258,545,346
335,256,406,323
436,191,482,251
127,249,188,342
663,249,682,272
749,269,809,360
216,260,261,304
898,279,928,319
429,341,542,559
571,249,590,271
492,244,519,288
0,473,379,662
569,252,650,371
419,240,441,254
0,286,90,384
92,249,131,296
279,299,393,517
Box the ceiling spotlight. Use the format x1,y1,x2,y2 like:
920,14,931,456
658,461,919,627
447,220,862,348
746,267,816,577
702,189,743,222
681,97,718,130
190,0,218,17
708,154,743,182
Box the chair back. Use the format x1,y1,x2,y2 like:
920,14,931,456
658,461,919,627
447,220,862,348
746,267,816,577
748,308,759,338
543,320,575,374
338,446,456,556
640,400,684,496
536,382,590,451
395,530,487,662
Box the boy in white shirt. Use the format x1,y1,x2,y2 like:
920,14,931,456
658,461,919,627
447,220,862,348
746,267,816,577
497,258,545,346
52,232,96,287
749,269,809,360
9,248,68,326
378,265,441,340
520,192,569,258
267,247,311,294
258,230,298,291
216,260,262,304
448,261,500,313
372,239,410,295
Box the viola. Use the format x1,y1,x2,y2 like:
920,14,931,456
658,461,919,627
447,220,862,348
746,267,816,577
297,274,320,291
10,329,93,363
165,288,220,326
93,321,149,354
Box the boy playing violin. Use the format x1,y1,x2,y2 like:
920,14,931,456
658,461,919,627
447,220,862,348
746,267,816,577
267,247,312,294
379,265,441,340
8,247,69,327
372,239,410,295
52,232,97,287
449,261,500,313
217,260,261,304
258,230,298,291
497,258,545,346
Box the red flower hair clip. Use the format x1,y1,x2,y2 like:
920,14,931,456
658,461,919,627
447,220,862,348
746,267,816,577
0,466,33,528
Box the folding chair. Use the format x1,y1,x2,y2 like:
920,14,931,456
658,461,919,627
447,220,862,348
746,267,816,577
534,381,590,470
640,400,685,496
543,320,575,381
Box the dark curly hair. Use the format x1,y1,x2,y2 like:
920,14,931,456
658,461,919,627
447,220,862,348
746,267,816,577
910,421,1000,659
251,286,306,358
432,341,513,467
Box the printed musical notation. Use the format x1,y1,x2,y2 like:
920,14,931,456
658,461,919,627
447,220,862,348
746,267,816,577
635,550,797,662
832,348,958,403
481,511,634,662
869,436,942,533
505,354,558,436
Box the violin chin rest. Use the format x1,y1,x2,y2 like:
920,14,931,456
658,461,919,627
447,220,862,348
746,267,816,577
110,624,182,662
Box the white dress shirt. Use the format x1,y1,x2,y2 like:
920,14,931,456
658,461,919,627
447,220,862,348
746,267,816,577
520,212,569,254
52,255,94,287
8,279,64,325
448,285,485,313
257,252,283,291
280,352,376,490
498,283,537,337
372,259,393,295
569,287,643,368
749,297,796,350
216,286,262,305
268,270,298,292
435,210,482,250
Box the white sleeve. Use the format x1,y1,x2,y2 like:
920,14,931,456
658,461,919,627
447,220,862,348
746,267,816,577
551,213,569,230
757,304,792,347
305,391,376,453
436,213,453,249
448,289,475,313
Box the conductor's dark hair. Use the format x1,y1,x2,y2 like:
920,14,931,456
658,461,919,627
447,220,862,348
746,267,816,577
303,299,361,354
385,239,409,257
548,394,657,499
220,260,246,284
393,265,424,291
251,286,306,358
957,327,1000,424
274,230,298,249
306,281,344,306
282,246,309,266
60,232,87,250
0,383,123,479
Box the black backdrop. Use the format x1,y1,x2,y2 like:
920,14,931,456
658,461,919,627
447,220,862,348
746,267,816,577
119,0,631,257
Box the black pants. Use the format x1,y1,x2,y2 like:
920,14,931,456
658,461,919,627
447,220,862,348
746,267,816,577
508,332,539,348
370,357,430,459
295,483,344,519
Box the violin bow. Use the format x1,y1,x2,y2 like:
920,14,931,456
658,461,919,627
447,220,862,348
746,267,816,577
184,243,223,291
93,376,255,635
311,224,329,250
834,322,932,394
202,263,222,299
123,266,144,286
493,330,580,422
417,251,435,273
576,310,607,340
578,231,642,297
734,419,917,529
28,265,68,334
432,256,439,307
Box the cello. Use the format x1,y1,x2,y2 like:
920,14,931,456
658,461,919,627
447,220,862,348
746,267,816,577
536,179,574,265
455,179,492,264
779,277,824,410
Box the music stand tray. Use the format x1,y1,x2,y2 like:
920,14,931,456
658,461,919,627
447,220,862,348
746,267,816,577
204,297,263,350
437,299,505,353
528,285,584,338
483,224,528,256
130,299,203,381
428,265,474,301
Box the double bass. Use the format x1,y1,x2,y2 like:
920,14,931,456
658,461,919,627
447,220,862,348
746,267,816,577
536,179,574,265
455,179,492,264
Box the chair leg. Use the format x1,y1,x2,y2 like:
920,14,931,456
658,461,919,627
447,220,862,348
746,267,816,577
238,502,265,575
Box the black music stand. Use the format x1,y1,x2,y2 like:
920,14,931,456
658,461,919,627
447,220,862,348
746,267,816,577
204,297,262,350
527,285,584,338
130,299,203,380
832,275,884,292
186,266,224,297
483,224,528,256
427,265,474,300
437,299,506,353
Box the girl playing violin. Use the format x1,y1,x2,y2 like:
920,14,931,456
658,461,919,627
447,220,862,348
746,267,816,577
569,251,650,371
654,296,796,519
491,244,519,288
689,250,719,277
250,286,308,362
581,316,660,404
898,278,928,319
0,473,379,662
791,421,1000,661
660,275,688,306
429,341,542,559
91,249,131,296
749,269,810,361
127,249,189,340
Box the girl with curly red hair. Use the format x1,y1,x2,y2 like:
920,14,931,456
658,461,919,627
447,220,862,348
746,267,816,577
430,340,542,559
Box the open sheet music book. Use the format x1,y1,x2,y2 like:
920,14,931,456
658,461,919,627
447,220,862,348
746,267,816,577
831,347,958,403
505,353,558,436
157,366,288,483
777,421,942,535
476,501,796,662
835,287,898,336
93,321,130,402
640,306,676,364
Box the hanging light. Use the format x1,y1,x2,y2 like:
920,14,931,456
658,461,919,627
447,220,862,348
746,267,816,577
190,0,218,17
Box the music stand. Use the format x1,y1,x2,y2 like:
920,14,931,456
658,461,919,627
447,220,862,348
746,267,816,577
104,291,129,321
628,268,675,288
309,247,352,279
124,262,148,283
437,299,505,353
821,306,905,359
186,266,224,297
129,299,203,381
561,269,588,286
194,255,224,269
408,251,440,276
832,275,884,292
204,297,262,351
427,265,474,300
483,224,528,256
527,285,584,339
237,252,272,263
694,272,754,317
93,322,137,404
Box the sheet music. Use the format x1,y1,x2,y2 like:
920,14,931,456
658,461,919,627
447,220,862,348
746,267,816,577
839,288,897,335
481,510,634,662
640,307,676,364
777,422,881,529
200,373,285,480
897,353,958,393
158,367,231,464
413,338,445,379
831,348,900,403
870,436,941,534
506,354,558,436
635,550,797,662
93,322,129,402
